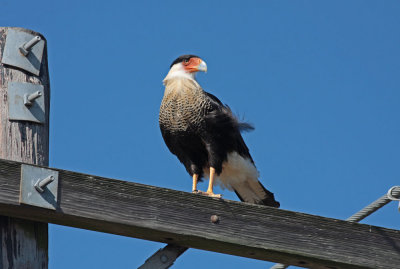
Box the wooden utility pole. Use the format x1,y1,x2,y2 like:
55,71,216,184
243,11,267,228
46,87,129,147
0,27,50,268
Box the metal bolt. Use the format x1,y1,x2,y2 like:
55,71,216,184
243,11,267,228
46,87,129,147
19,36,41,56
24,91,42,106
160,254,168,263
34,175,54,193
210,215,219,224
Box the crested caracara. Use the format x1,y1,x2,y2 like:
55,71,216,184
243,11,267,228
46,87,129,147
159,55,279,207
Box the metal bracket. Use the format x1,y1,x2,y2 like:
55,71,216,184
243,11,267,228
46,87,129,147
8,81,45,123
1,28,45,76
20,164,59,210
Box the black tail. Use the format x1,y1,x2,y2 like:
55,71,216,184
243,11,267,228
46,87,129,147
233,179,280,208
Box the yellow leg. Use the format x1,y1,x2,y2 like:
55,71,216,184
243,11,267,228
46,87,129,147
192,174,199,192
206,167,215,193
191,168,222,198
206,167,222,198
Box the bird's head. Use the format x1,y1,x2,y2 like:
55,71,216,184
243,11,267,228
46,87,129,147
164,55,207,83
170,55,207,73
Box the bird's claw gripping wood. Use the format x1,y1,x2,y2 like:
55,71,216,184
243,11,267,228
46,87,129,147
192,190,222,198
191,171,222,198
205,191,222,198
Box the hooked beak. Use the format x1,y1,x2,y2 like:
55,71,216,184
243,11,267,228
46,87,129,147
197,60,207,72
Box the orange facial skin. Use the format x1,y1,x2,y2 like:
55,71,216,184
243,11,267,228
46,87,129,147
182,57,203,73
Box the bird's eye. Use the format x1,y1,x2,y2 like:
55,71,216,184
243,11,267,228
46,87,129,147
183,59,190,64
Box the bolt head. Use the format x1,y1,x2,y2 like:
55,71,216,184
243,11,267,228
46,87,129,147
160,254,168,263
210,215,219,224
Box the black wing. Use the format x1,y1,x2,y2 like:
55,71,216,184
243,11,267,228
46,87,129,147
203,91,254,162
204,91,254,132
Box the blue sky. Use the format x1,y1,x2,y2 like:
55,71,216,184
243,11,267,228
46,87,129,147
2,1,400,268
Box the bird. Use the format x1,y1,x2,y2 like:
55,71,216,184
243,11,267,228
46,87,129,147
159,55,279,207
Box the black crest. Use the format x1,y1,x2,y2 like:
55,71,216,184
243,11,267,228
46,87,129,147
170,54,200,68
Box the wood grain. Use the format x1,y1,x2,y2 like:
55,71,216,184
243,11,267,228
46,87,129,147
0,27,49,269
0,159,399,269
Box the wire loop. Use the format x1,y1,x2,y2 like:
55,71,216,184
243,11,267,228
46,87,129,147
387,186,400,201
387,186,400,212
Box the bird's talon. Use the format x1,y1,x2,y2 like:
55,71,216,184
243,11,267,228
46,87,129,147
192,190,222,198
205,192,222,198
193,190,206,195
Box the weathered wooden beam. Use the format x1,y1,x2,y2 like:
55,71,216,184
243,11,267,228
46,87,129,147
0,159,399,269
0,27,50,268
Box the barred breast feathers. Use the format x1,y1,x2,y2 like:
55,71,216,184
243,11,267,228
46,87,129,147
160,68,209,133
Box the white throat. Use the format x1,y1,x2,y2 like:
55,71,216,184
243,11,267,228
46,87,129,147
163,63,196,84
